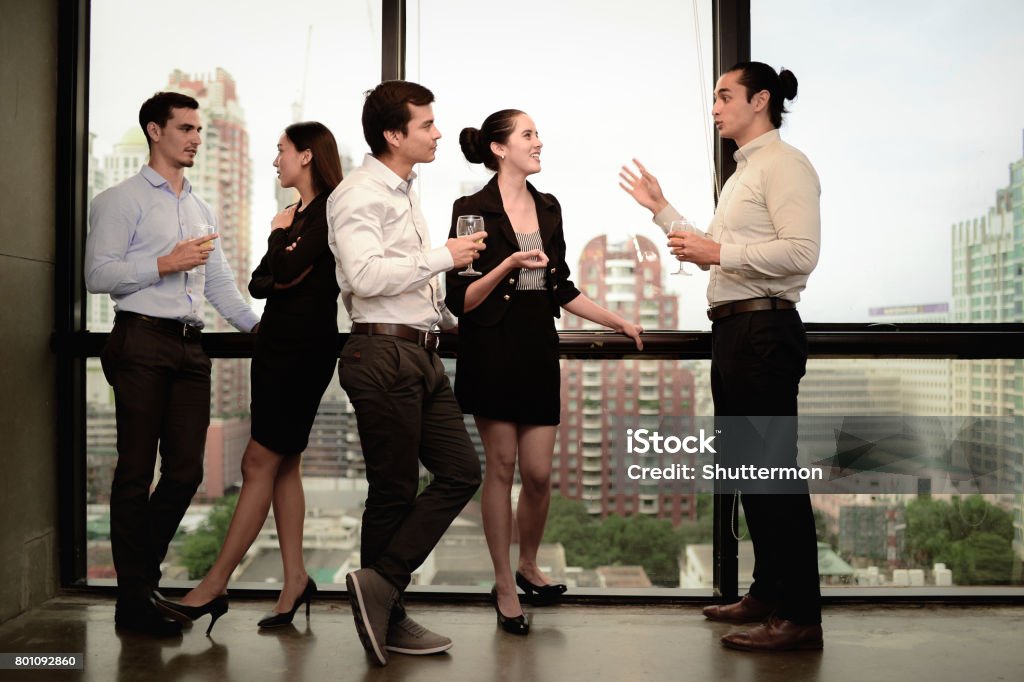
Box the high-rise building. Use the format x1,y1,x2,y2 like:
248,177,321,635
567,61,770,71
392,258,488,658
951,135,1024,564
166,69,253,424
557,235,696,525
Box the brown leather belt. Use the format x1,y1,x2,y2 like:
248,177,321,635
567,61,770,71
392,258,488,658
707,297,796,322
116,310,202,341
350,322,439,351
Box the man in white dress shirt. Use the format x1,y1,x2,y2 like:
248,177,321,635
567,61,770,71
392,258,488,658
327,80,485,666
621,62,823,652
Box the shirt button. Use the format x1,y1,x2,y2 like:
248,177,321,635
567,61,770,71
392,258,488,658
553,284,558,290
508,278,515,285
550,267,557,274
503,295,511,301
187,288,193,294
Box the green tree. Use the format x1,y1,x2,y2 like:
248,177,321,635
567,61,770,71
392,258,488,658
904,495,1015,584
179,494,238,580
544,494,687,586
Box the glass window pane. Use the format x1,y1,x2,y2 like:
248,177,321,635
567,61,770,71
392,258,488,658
753,1,1024,324
87,0,382,330
408,0,717,331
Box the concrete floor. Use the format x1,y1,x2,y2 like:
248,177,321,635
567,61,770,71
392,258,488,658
1,596,1022,681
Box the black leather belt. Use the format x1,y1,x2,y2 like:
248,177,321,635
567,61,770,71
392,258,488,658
350,322,439,351
707,297,796,322
115,311,202,341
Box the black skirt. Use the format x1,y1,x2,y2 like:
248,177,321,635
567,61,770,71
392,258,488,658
250,332,337,456
454,290,561,425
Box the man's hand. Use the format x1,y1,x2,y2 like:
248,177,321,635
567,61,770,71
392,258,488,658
157,233,219,276
272,204,297,230
619,158,669,215
505,249,548,270
445,231,487,268
668,231,721,267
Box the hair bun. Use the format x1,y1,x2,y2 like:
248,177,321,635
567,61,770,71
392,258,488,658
779,68,799,100
460,127,484,164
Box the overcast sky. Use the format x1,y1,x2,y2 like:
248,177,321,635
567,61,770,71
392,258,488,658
90,0,1024,327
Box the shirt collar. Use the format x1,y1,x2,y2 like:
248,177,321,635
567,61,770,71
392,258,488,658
733,128,780,163
140,164,192,195
362,153,417,193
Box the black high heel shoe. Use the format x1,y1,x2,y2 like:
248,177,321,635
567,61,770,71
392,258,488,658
491,586,529,635
258,577,318,628
515,571,567,604
154,594,229,636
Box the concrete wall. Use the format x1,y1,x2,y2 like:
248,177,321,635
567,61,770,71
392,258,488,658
0,0,59,622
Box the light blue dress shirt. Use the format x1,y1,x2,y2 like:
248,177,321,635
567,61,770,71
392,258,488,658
85,165,259,331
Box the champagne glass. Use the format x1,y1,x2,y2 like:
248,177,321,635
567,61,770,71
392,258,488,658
456,215,485,277
665,218,696,276
190,224,216,274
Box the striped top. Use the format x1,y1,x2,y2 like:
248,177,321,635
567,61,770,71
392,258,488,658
514,231,546,290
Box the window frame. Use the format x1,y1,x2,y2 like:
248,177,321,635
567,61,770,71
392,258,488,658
56,0,1024,602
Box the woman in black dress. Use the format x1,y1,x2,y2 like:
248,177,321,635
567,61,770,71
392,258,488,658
446,110,644,634
156,122,342,632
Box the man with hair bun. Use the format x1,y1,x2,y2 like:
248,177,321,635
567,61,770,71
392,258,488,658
621,61,823,651
327,80,485,666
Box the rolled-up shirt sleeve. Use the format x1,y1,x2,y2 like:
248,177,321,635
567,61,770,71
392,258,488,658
85,190,161,295
329,183,453,298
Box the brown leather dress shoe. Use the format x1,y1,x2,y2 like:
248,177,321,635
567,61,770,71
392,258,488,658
702,594,776,624
720,615,823,652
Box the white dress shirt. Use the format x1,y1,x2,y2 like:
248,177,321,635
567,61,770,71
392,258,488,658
654,129,820,306
327,154,456,331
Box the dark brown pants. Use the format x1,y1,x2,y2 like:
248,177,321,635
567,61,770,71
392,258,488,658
101,316,210,608
338,333,481,591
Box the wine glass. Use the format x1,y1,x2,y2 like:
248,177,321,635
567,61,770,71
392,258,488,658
456,215,485,277
189,224,216,274
665,218,696,276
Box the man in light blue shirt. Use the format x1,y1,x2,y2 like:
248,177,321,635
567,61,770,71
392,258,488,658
85,91,258,636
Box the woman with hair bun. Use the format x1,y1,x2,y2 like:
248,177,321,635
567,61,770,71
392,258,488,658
446,110,644,635
621,62,824,652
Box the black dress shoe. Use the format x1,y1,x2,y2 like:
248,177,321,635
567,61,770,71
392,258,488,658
258,577,318,628
515,571,567,604
115,603,184,637
154,595,229,636
491,587,529,635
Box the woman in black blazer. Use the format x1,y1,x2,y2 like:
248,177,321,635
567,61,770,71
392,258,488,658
446,110,643,634
156,122,342,633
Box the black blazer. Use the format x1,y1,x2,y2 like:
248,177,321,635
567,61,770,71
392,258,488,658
249,192,339,339
445,175,580,326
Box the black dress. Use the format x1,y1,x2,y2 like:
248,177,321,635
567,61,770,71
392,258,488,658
248,192,340,455
445,177,581,425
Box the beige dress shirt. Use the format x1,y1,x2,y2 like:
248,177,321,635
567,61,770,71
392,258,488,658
654,129,820,306
327,154,456,331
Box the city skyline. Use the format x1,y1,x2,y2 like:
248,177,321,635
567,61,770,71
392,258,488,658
89,0,1024,330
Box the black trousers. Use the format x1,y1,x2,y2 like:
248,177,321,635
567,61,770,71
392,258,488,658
711,308,821,625
101,316,210,608
338,334,481,592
